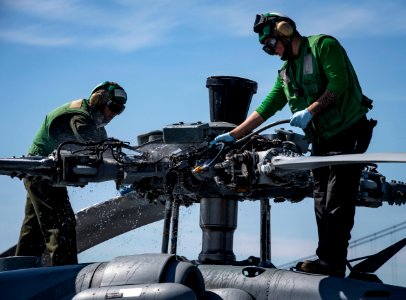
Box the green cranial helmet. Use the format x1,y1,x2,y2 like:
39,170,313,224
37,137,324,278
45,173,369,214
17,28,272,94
253,12,297,44
89,81,127,114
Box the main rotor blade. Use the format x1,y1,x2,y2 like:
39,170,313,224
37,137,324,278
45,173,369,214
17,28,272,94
351,238,406,274
0,193,166,258
272,152,406,170
76,193,165,253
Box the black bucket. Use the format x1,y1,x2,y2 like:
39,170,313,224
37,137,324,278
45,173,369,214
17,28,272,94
206,76,257,125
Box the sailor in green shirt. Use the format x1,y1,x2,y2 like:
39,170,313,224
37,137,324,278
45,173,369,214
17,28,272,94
16,81,127,266
212,12,376,277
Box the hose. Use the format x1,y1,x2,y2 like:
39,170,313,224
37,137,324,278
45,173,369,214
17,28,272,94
234,118,291,145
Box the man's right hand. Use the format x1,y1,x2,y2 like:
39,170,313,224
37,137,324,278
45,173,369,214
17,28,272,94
118,184,134,195
210,132,236,146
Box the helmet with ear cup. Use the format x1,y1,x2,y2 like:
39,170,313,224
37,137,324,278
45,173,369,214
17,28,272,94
89,81,127,114
254,12,297,43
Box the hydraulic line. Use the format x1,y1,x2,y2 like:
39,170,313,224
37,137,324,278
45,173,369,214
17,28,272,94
234,119,291,145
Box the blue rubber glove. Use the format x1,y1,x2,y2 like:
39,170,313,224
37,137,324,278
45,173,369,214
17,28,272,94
210,132,236,146
290,109,313,129
119,184,134,195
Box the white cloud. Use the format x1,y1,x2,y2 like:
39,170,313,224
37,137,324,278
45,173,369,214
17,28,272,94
0,0,405,51
0,25,75,46
296,1,406,37
0,0,181,51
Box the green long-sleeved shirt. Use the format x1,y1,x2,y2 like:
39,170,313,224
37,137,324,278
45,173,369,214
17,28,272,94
257,36,350,119
256,35,367,140
29,99,107,156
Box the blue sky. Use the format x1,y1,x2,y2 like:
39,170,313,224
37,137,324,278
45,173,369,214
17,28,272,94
0,0,405,287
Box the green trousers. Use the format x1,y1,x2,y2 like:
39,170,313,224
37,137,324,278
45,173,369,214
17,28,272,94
15,178,78,266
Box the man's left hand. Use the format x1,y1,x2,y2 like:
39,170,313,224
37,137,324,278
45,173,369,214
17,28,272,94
290,109,313,129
